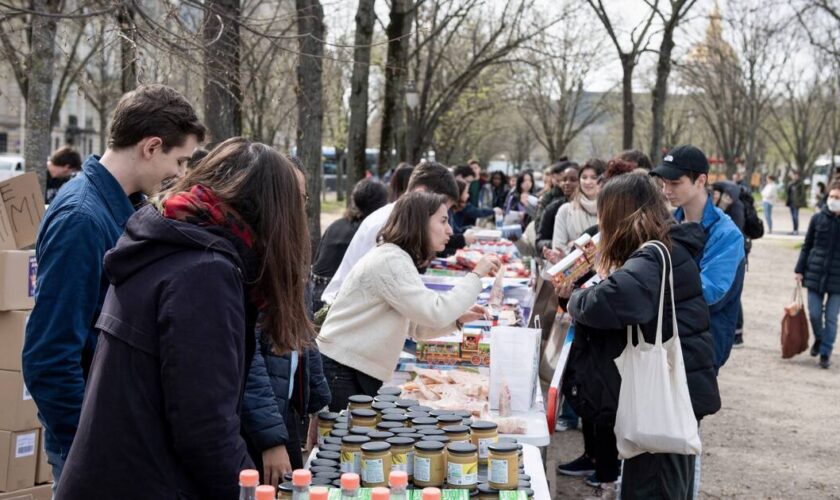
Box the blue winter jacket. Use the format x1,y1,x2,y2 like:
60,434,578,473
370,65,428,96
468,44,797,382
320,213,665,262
22,156,136,458
241,335,331,453
675,196,745,369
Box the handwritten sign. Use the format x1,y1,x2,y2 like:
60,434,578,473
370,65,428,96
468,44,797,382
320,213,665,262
0,173,45,250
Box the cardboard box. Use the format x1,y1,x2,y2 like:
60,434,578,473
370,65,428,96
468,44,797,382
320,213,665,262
0,483,50,500
0,251,36,312
0,371,38,431
33,431,48,486
0,429,37,492
0,173,45,251
0,313,28,372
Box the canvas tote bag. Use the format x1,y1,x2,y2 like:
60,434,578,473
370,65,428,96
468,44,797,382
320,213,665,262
613,241,701,459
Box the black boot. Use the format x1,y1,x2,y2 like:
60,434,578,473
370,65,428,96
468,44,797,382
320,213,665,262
811,338,822,357
819,355,831,369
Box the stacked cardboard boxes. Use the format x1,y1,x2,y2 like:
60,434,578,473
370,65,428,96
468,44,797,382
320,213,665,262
0,174,49,494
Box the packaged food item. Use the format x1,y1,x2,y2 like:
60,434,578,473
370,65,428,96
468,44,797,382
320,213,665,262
340,435,370,474
442,425,470,444
470,421,499,464
386,436,415,479
487,442,519,490
360,441,392,487
446,442,478,489
350,408,378,429
413,441,446,488
348,394,374,411
542,232,601,285
316,411,339,446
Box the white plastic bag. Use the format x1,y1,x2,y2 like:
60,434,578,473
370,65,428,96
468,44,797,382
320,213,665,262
613,241,701,459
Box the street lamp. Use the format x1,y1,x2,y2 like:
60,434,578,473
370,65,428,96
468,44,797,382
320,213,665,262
405,80,419,111
405,80,419,163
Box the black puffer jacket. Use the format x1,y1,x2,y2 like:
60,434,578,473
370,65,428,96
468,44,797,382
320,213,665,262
795,207,840,295
562,223,721,426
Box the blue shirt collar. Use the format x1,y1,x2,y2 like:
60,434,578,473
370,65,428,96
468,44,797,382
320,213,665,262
674,196,720,230
82,155,136,227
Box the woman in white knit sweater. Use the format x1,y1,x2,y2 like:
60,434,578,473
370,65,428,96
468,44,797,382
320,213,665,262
551,160,605,254
317,192,501,410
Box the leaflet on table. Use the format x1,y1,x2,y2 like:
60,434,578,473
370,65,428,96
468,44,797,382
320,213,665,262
541,233,601,284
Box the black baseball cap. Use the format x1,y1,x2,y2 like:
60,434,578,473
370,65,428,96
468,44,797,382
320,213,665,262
650,145,709,181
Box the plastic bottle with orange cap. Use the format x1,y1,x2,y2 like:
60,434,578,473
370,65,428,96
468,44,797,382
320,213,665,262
389,471,408,500
340,472,360,499
292,469,312,500
239,469,260,500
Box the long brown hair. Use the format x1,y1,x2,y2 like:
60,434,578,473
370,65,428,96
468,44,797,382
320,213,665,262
597,174,673,274
161,137,314,354
378,191,448,269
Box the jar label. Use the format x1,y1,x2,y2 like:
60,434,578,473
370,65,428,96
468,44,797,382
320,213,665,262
478,437,498,459
392,452,408,473
414,456,431,482
362,458,385,484
489,458,510,484
447,461,478,486
408,450,415,475
341,451,362,474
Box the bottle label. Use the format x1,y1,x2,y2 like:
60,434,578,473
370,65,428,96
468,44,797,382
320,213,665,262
341,451,362,474
489,458,510,484
478,437,498,459
362,458,385,484
414,456,431,482
447,460,478,486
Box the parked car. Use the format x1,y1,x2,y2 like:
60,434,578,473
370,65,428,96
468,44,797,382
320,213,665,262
0,155,25,181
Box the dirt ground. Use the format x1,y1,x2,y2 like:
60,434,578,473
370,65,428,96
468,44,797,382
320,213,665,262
546,235,840,499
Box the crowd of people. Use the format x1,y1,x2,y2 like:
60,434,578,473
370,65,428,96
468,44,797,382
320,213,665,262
17,83,840,499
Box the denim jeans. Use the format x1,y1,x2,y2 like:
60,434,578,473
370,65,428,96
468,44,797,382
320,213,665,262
807,290,840,357
320,354,383,412
46,449,65,498
762,201,773,234
790,206,800,233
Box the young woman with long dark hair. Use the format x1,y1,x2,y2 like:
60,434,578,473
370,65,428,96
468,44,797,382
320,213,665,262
56,138,314,499
317,192,501,410
558,174,720,498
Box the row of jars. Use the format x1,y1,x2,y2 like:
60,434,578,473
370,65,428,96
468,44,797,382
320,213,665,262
312,390,529,494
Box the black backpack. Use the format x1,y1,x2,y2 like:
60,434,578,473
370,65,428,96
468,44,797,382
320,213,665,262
739,187,764,240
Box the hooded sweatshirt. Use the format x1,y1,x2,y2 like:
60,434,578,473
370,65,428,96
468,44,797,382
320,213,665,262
57,205,257,500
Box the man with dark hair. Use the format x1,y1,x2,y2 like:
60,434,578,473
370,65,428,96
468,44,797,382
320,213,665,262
651,145,745,369
535,160,577,231
23,84,205,490
619,149,653,170
321,161,458,304
45,146,82,204
453,165,475,182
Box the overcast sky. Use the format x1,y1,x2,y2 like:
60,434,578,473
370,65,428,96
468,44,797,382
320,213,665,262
319,0,732,92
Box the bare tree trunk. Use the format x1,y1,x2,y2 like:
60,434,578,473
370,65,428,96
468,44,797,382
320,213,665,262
204,0,242,143
621,57,635,150
98,107,108,155
24,0,59,191
378,0,411,177
296,0,324,251
650,26,676,161
118,2,137,92
345,0,375,202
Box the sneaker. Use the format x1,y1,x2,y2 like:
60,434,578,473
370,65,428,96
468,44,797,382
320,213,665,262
820,355,831,369
811,339,822,357
557,454,595,477
733,333,744,348
585,481,618,500
585,472,602,487
555,419,579,432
